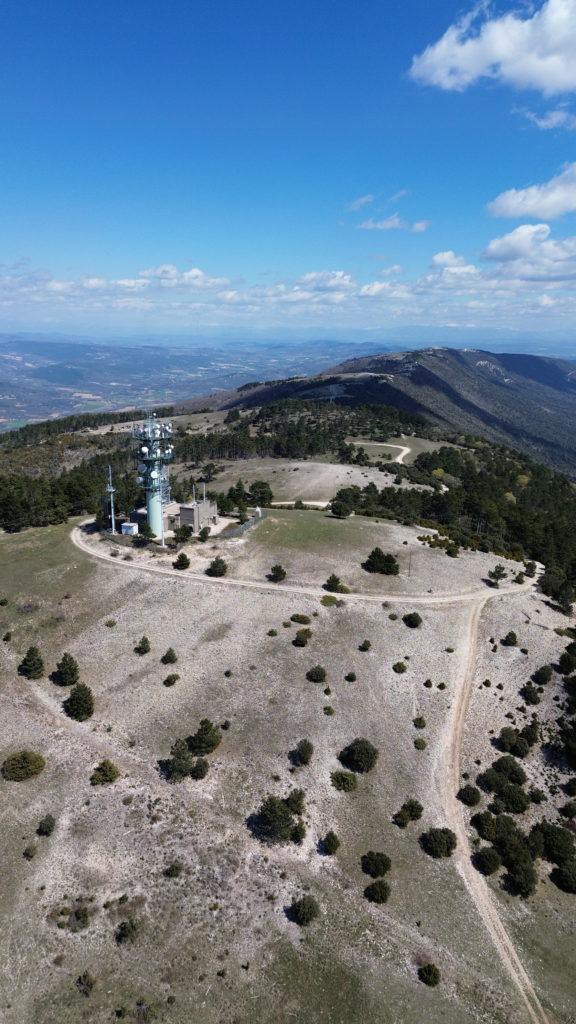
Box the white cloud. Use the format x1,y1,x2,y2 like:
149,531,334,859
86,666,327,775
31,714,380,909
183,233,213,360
410,0,576,97
488,162,576,218
432,251,468,267
482,222,576,279
347,194,374,211
358,214,404,230
357,214,428,232
388,189,409,203
521,105,576,131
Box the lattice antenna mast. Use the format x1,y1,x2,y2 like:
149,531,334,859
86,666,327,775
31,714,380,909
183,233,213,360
132,413,174,545
106,465,117,535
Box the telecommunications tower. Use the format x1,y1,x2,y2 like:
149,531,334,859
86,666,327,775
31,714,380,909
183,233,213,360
132,413,174,542
106,465,117,534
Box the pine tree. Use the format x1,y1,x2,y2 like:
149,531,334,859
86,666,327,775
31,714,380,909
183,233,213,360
54,652,79,686
173,552,190,570
364,548,399,575
205,556,227,577
188,718,222,755
19,646,45,679
161,647,177,665
64,683,94,721
135,636,151,654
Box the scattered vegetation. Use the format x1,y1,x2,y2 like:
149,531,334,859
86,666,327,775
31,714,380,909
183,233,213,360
90,760,120,786
1,750,46,781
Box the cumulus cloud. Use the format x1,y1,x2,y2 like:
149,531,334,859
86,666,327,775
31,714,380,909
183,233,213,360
488,162,576,218
410,0,576,97
431,251,468,267
482,222,576,280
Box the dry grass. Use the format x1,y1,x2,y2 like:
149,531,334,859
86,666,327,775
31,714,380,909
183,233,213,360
0,518,572,1024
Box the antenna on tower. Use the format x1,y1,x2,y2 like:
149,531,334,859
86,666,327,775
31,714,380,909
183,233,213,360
106,465,117,535
131,411,174,546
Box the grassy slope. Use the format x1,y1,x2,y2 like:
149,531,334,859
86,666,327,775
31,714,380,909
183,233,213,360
0,518,573,1024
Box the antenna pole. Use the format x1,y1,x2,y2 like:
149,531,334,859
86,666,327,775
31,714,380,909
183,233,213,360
107,465,117,535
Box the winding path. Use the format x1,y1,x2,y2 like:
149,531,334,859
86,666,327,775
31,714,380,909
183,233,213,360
70,521,548,1021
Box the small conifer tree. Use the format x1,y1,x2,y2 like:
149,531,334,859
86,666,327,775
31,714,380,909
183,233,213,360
19,646,44,679
54,652,79,686
64,683,94,721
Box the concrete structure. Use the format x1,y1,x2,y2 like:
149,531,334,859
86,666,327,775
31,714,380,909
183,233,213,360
179,498,218,533
130,499,218,536
132,413,174,542
121,522,138,536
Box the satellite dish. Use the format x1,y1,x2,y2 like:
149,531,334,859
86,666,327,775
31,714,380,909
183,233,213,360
136,476,144,484
138,463,146,472
141,446,148,454
150,470,159,479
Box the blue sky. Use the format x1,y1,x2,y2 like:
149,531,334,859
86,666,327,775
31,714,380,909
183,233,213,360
2,0,576,341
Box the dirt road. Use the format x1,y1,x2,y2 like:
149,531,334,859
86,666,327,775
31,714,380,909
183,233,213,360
441,597,549,1024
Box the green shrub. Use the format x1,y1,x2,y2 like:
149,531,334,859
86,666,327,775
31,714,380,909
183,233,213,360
23,844,37,860
331,770,357,792
393,807,411,828
37,813,56,836
189,757,209,780
565,778,576,797
413,716,426,729
187,718,221,756
358,639,371,652
161,647,177,664
105,619,116,628
474,846,502,876
324,574,348,593
205,556,227,577
414,738,427,750
458,784,481,807
166,739,196,781
269,564,286,582
420,828,457,858
18,646,44,679
403,613,422,628
520,682,540,706
321,595,338,607
418,964,440,987
64,683,94,721
323,831,340,855
164,861,183,878
532,822,575,865
364,548,399,575
492,756,527,785
291,614,311,624
115,918,140,944
364,880,390,903
163,674,180,687
255,795,294,843
75,971,96,998
345,672,356,682
135,636,151,655
293,628,312,647
291,821,306,844
323,705,334,716
2,750,45,781
403,798,423,820
295,739,313,766
339,738,379,773
54,652,79,686
306,665,326,682
361,851,391,878
532,665,553,686
501,631,518,647
173,552,190,570
290,895,320,926
553,859,576,893
90,760,120,786
284,788,305,815
392,662,406,674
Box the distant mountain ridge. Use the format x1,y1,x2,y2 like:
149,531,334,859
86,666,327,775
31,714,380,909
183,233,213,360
180,347,576,476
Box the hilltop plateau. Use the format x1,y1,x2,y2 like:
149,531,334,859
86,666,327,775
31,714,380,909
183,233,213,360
1,509,575,1024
